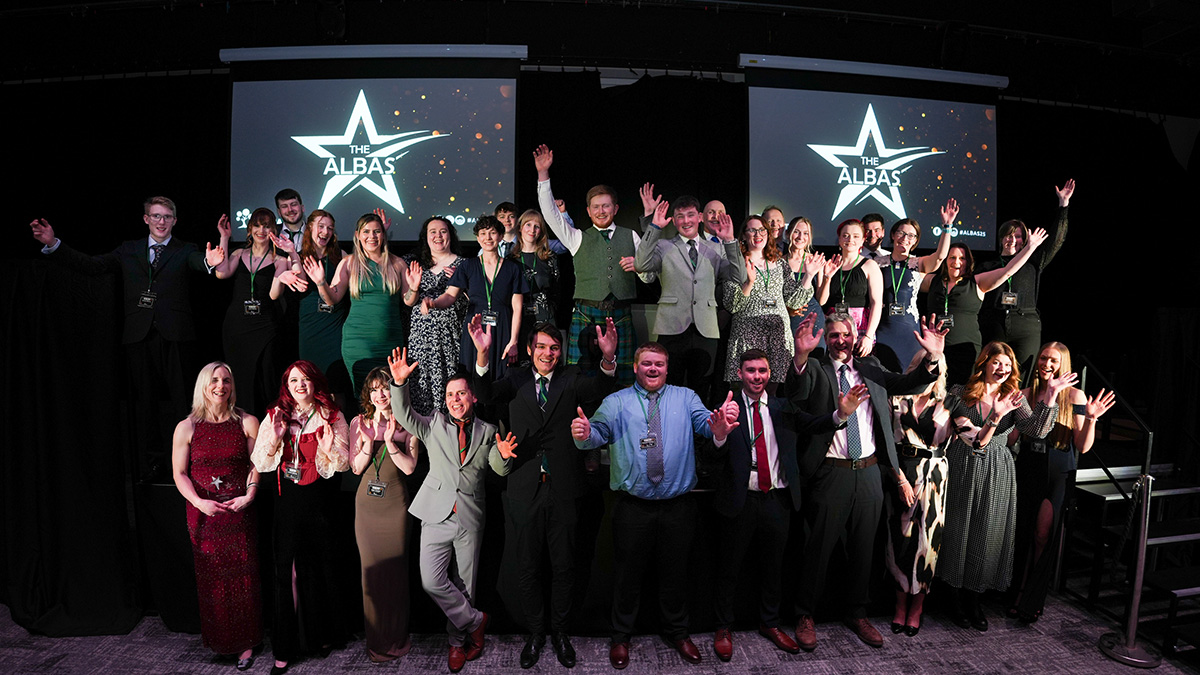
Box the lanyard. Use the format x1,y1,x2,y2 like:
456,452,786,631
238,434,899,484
755,262,771,290
889,256,909,300
289,407,317,464
635,388,661,434
370,419,387,480
942,277,952,314
839,254,860,302
482,256,502,310
248,250,270,298
794,251,806,281
744,394,765,445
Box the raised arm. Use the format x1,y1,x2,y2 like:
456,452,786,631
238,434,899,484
1040,179,1073,270
388,347,434,441
975,227,1049,293
1075,387,1116,453
213,215,240,278
917,198,957,273
635,200,669,275
534,144,582,255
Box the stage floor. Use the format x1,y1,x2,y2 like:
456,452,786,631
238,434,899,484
3,594,1199,675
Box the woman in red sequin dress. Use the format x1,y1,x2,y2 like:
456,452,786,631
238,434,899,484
171,361,263,669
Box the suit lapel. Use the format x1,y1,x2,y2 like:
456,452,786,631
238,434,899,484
541,369,567,420
155,238,183,271
461,418,488,467
821,358,840,398
671,236,696,277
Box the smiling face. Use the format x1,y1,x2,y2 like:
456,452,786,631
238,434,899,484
368,381,391,414
738,357,771,398
248,218,275,248
825,318,856,362
982,353,1014,386
205,366,233,407
587,194,618,229
633,347,668,393
287,366,314,404
144,203,177,243
789,220,812,253
445,377,476,420
1037,346,1062,382
520,215,542,247
838,222,865,255
742,217,769,252
1001,227,1026,256
703,200,726,232
891,223,919,256
357,219,384,254
764,209,785,240
426,219,451,255
313,216,335,249
528,332,562,376
476,226,499,252
276,197,304,228
674,206,702,239
864,219,885,249
946,246,967,279
496,209,517,234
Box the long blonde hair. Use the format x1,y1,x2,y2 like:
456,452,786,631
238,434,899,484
1031,341,1076,428
961,341,1022,406
509,209,553,261
189,361,243,423
347,213,401,299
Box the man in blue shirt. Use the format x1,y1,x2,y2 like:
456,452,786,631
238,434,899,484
572,342,739,668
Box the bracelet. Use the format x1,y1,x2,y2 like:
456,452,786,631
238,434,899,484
1086,415,1097,421
984,418,999,428
388,450,400,456
246,481,258,488
601,356,617,366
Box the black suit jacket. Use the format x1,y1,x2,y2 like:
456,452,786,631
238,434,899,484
710,393,840,517
478,364,616,504
48,238,209,343
785,355,936,484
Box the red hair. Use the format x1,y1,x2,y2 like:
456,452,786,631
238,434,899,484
270,360,339,423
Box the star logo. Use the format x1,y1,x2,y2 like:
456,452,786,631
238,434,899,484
808,104,944,221
210,476,224,491
292,90,449,213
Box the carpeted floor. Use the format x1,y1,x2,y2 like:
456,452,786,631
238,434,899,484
3,596,1199,675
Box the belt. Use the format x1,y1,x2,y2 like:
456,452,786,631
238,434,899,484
898,445,945,459
577,298,629,310
825,455,878,470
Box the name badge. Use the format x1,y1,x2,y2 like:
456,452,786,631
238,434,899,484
640,433,658,449
244,299,262,316
1029,439,1047,454
317,300,335,314
481,310,499,327
937,313,955,328
832,303,850,320
283,464,302,482
367,480,388,498
763,297,778,308
1000,291,1019,307
888,302,906,316
137,291,157,309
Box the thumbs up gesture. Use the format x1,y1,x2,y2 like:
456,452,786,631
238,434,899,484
708,391,741,441
571,406,591,442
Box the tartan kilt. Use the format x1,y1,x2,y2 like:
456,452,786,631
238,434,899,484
568,302,635,386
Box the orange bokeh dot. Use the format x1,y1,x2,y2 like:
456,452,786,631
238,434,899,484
475,133,483,139
494,123,502,130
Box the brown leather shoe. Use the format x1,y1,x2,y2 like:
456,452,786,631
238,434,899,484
759,623,800,654
609,642,629,670
795,615,817,651
464,612,489,660
671,636,702,664
713,628,733,662
448,645,467,673
845,617,884,648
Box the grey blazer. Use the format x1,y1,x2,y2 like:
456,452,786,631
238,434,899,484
391,381,512,529
635,217,746,339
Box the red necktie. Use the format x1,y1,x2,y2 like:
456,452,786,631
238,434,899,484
456,419,469,465
753,400,771,493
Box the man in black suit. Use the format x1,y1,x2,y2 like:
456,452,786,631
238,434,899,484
785,313,945,651
709,348,867,661
470,315,618,669
30,196,223,480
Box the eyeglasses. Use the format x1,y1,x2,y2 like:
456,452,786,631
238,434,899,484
895,232,918,241
147,213,176,222
745,227,768,236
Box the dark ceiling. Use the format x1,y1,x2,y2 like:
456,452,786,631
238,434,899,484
4,0,1198,117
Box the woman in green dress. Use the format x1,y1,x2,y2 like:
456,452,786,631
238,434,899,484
296,210,350,393
304,213,410,390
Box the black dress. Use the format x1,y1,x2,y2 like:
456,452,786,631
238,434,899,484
449,256,528,381
927,276,983,386
222,256,283,417
822,256,871,335
513,251,560,358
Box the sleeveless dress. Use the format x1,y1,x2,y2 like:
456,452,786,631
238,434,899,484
341,259,405,391
353,419,412,661
297,254,349,388
450,256,528,381
1011,403,1087,619
407,256,468,415
927,276,984,386
514,251,560,361
186,418,262,655
874,256,923,373
885,398,952,594
787,255,827,352
823,256,871,335
222,256,283,416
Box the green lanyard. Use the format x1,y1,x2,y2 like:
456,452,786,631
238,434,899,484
839,254,860,302
756,262,771,289
290,407,317,464
889,256,909,300
370,419,387,480
794,251,806,281
248,250,270,298
745,394,765,445
483,257,503,310
942,277,952,315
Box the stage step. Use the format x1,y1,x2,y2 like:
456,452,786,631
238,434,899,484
1144,565,1200,655
1104,518,1200,547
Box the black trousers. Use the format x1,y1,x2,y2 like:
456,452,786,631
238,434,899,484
125,330,195,479
509,478,578,635
795,462,884,619
658,325,717,405
980,311,1041,382
714,489,792,629
610,491,697,642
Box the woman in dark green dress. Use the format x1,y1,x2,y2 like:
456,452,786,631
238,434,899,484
296,210,349,391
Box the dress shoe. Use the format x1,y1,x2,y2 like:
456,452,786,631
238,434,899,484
758,624,800,654
465,612,489,661
270,663,289,675
609,642,630,670
891,622,905,634
668,636,702,664
237,656,254,671
448,645,467,673
551,632,576,668
904,620,921,637
795,615,818,652
713,628,733,662
970,613,989,632
520,635,545,669
845,617,884,648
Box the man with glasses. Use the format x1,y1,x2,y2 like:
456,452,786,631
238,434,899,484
634,185,744,404
30,196,224,482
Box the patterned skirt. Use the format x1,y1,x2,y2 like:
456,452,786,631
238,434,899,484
885,454,949,594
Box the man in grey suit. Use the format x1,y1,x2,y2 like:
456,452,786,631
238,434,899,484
389,347,517,673
635,186,745,404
